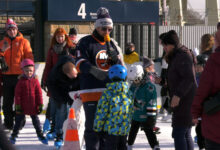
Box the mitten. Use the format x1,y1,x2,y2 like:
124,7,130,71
15,105,23,114
38,104,43,114
89,66,108,81
0,57,8,72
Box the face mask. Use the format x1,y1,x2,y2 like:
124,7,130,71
125,47,134,55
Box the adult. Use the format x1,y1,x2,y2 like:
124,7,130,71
0,18,34,130
161,30,196,150
191,28,220,150
123,42,139,65
41,27,75,135
75,7,124,150
200,34,214,57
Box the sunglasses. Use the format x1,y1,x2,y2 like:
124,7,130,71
101,27,113,32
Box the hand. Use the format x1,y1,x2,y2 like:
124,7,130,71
0,57,9,72
38,104,43,114
15,105,23,114
171,95,180,108
155,77,162,84
41,80,48,92
1,41,10,52
192,118,199,125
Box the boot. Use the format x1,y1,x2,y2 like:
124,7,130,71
37,132,48,145
54,133,63,149
43,118,51,133
9,135,16,144
46,123,55,140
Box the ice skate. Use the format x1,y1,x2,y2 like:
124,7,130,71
43,119,51,133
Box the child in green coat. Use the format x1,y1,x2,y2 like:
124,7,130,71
127,64,160,150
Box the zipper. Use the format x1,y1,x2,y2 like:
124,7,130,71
10,40,12,72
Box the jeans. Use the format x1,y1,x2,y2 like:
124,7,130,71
83,101,104,150
172,127,194,150
50,99,68,135
205,138,220,150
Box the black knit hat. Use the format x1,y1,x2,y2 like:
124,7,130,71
69,28,77,35
161,30,180,47
142,56,154,68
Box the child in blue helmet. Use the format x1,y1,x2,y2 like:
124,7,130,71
93,64,133,150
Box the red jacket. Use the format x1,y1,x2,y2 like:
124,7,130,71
15,75,43,115
191,47,220,143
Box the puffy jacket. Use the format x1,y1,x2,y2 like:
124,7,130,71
0,32,33,75
93,81,133,136
130,81,157,122
15,75,43,115
123,52,139,65
191,47,220,144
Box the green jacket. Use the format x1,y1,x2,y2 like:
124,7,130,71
130,81,157,122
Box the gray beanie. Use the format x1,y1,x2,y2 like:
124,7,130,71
142,56,154,68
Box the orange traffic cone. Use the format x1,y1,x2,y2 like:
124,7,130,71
62,108,80,150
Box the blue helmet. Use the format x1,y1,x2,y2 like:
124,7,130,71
108,64,127,80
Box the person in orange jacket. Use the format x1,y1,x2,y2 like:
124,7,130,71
0,18,34,130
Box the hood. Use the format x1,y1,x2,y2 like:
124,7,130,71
211,47,220,65
106,81,129,93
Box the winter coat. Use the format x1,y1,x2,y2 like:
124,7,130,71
0,32,34,75
93,81,133,136
130,81,157,122
167,45,197,127
123,51,139,65
42,44,75,86
15,75,43,115
47,55,80,105
191,47,220,144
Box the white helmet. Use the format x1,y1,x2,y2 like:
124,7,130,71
127,64,144,81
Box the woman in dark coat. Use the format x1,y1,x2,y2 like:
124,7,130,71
161,30,197,150
191,32,220,149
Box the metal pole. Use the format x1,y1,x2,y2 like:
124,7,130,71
6,0,8,20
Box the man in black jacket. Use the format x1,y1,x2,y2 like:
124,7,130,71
47,55,80,148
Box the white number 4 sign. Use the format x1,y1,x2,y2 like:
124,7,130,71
77,3,87,19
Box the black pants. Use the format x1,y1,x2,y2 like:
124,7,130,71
45,98,51,120
128,120,159,148
2,75,18,129
12,114,42,137
83,101,104,150
195,120,205,149
103,133,127,150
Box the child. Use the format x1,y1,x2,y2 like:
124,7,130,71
193,55,208,150
93,64,133,150
47,55,80,148
142,57,163,132
10,59,48,145
127,64,160,150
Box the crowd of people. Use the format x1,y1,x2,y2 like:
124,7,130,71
0,6,220,150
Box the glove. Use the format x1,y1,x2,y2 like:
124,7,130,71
41,80,48,92
0,56,8,72
68,99,73,106
104,35,119,64
89,66,108,81
38,104,43,114
15,105,23,114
